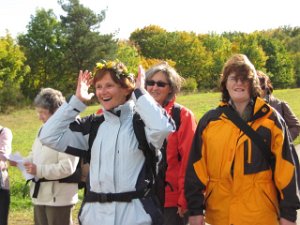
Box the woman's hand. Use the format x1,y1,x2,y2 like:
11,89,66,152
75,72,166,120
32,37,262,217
189,215,205,225
75,70,94,102
8,160,17,167
23,162,37,175
135,65,145,90
177,206,187,217
280,218,296,225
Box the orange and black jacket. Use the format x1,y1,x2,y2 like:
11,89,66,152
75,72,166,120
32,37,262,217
185,97,300,224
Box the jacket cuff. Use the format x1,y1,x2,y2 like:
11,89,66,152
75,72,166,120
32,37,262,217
132,88,147,101
68,95,87,113
188,209,204,216
280,207,297,222
178,192,188,210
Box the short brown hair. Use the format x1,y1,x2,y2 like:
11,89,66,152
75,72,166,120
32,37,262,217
220,54,261,102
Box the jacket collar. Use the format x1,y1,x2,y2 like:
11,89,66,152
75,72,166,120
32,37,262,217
103,100,134,122
219,97,271,122
163,97,176,115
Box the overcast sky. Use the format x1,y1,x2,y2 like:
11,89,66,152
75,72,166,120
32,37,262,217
0,0,299,39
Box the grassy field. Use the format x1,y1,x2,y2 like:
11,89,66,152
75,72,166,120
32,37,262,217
1,89,300,224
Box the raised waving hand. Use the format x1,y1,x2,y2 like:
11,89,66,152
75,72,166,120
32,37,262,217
135,65,145,90
75,70,94,102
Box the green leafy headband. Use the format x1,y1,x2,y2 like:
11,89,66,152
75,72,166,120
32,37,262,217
94,60,134,81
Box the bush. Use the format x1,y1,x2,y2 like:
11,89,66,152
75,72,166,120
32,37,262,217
181,77,197,92
0,87,28,113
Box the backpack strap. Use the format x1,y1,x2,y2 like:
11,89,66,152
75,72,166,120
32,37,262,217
171,103,182,162
171,103,182,132
87,114,105,163
132,113,156,185
220,106,273,167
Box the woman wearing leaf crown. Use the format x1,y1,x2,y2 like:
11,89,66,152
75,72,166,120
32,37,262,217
39,60,175,225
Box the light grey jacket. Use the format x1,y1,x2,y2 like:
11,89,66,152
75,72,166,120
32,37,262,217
39,89,174,225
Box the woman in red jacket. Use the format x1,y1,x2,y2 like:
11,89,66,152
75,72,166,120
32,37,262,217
145,62,197,225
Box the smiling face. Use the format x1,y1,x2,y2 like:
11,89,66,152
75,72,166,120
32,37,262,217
145,71,171,106
226,73,251,105
95,72,131,110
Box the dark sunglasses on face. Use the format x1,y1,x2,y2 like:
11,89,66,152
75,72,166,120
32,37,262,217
146,80,169,88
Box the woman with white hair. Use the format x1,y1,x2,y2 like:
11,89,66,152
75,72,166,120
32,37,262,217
13,88,79,225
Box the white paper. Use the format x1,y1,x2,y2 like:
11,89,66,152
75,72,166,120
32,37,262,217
7,152,34,180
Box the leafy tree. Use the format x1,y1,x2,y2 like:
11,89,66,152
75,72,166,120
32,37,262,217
116,41,140,75
0,34,29,112
258,36,295,88
130,25,167,58
200,33,233,90
167,32,210,89
18,9,65,98
59,0,118,74
130,27,210,90
283,32,300,87
140,58,176,71
238,33,268,70
293,52,300,86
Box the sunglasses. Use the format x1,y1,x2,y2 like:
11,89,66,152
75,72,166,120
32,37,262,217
146,80,169,88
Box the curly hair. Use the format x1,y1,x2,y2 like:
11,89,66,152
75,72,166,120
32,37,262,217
34,88,65,114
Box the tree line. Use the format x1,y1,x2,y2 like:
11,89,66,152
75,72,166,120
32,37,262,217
0,0,299,112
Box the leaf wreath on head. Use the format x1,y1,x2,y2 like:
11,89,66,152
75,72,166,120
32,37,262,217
94,59,135,82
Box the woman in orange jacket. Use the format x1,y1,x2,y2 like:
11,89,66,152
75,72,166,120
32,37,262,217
185,54,300,225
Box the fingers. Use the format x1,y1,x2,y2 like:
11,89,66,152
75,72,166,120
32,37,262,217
24,162,35,174
78,70,91,81
88,93,95,99
138,65,145,78
136,65,145,89
83,70,91,80
8,160,17,167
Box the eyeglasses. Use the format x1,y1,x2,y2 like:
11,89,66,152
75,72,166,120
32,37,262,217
227,75,248,83
146,80,169,88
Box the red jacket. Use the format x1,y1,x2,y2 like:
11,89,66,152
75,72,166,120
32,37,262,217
164,98,197,209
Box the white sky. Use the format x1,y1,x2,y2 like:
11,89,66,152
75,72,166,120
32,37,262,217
0,0,299,40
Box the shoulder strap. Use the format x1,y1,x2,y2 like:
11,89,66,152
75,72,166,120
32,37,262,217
87,114,105,163
220,106,273,165
171,103,182,131
132,113,156,183
280,101,285,118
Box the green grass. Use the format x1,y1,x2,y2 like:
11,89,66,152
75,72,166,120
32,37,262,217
1,88,299,224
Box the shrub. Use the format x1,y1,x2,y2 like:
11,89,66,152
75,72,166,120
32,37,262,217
181,77,197,92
